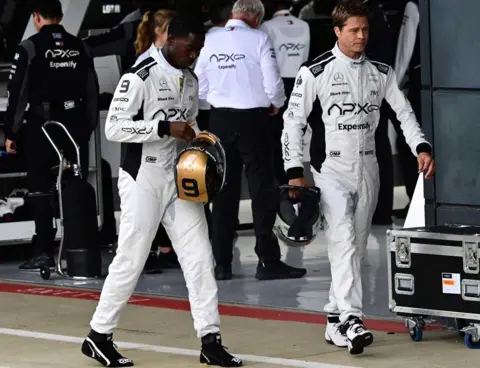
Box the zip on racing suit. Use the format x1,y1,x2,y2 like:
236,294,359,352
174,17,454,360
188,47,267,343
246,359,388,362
282,43,432,322
89,48,220,338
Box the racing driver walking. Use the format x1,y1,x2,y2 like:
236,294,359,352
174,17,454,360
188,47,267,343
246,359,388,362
281,0,435,355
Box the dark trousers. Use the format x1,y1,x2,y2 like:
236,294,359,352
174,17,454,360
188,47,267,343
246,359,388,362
373,101,394,221
24,124,89,256
209,108,281,267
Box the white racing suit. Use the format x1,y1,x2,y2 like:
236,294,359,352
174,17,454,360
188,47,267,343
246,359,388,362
282,43,432,322
90,49,220,338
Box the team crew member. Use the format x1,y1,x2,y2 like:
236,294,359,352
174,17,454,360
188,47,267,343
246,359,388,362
393,0,421,206
260,0,310,184
282,1,435,354
81,16,241,368
195,0,306,281
196,0,234,132
4,0,99,271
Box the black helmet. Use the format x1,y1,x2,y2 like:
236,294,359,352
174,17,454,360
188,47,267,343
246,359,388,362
274,185,323,247
175,132,226,203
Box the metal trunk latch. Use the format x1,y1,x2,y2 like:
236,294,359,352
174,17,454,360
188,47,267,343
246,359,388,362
463,241,479,274
395,236,411,268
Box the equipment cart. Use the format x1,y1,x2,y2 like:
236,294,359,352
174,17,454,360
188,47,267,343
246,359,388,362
388,225,480,349
0,118,104,250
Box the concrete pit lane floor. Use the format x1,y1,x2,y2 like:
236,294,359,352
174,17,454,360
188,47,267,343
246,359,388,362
1,286,479,368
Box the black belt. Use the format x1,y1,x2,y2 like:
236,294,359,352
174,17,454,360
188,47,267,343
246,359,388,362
211,107,268,113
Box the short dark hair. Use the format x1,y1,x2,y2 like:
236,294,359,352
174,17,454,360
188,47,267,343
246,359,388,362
332,0,369,30
167,15,206,37
31,0,63,20
209,1,234,25
272,0,293,11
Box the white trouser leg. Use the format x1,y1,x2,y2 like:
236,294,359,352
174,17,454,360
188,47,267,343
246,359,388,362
325,282,339,314
162,198,220,338
354,171,379,262
313,169,362,322
90,169,163,334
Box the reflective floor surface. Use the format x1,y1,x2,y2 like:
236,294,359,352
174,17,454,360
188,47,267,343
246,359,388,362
0,187,411,321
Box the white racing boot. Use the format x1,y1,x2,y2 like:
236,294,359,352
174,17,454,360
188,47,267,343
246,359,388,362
324,314,348,348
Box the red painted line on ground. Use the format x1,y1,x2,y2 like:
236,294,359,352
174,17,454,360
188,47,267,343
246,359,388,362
0,282,442,333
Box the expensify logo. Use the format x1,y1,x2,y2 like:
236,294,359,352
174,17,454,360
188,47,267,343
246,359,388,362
50,61,76,69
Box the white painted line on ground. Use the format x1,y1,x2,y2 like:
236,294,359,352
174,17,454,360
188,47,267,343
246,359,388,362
0,328,359,368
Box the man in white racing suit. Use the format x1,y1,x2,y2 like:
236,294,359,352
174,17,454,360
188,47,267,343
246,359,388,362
81,16,242,368
281,0,435,355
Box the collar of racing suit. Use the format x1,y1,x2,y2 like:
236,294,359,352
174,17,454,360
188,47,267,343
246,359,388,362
40,24,65,33
225,19,250,29
332,42,366,68
151,47,183,76
273,10,291,17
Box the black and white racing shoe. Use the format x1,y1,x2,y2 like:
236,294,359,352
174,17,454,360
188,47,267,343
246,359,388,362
340,316,374,355
81,330,134,367
325,314,348,348
200,333,242,367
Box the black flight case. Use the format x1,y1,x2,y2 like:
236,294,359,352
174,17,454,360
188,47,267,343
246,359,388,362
387,225,480,349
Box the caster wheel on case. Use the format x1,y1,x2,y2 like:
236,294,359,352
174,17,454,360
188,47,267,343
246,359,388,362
409,327,423,342
40,266,51,280
465,334,480,349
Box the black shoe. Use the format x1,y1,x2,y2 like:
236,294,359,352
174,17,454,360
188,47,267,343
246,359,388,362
19,254,55,271
81,330,134,367
200,333,242,367
255,260,306,280
215,265,232,281
143,251,163,274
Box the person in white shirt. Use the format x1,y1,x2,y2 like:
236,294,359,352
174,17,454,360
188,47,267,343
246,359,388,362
196,0,234,131
260,0,310,185
194,0,307,281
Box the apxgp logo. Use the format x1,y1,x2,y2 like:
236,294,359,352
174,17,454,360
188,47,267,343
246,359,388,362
45,49,80,58
279,43,305,51
283,133,291,161
153,108,188,121
209,53,245,62
327,103,379,116
122,127,154,135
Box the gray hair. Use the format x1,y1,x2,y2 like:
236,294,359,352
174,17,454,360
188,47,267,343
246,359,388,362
232,0,265,18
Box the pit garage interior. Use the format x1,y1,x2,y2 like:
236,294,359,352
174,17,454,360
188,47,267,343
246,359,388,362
1,0,480,367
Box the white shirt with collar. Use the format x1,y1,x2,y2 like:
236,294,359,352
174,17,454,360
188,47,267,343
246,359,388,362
194,19,286,109
260,10,310,79
195,26,226,111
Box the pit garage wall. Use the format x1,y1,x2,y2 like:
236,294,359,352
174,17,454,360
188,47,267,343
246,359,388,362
421,0,480,226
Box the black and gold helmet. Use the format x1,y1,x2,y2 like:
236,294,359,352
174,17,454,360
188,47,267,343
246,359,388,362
175,132,226,203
